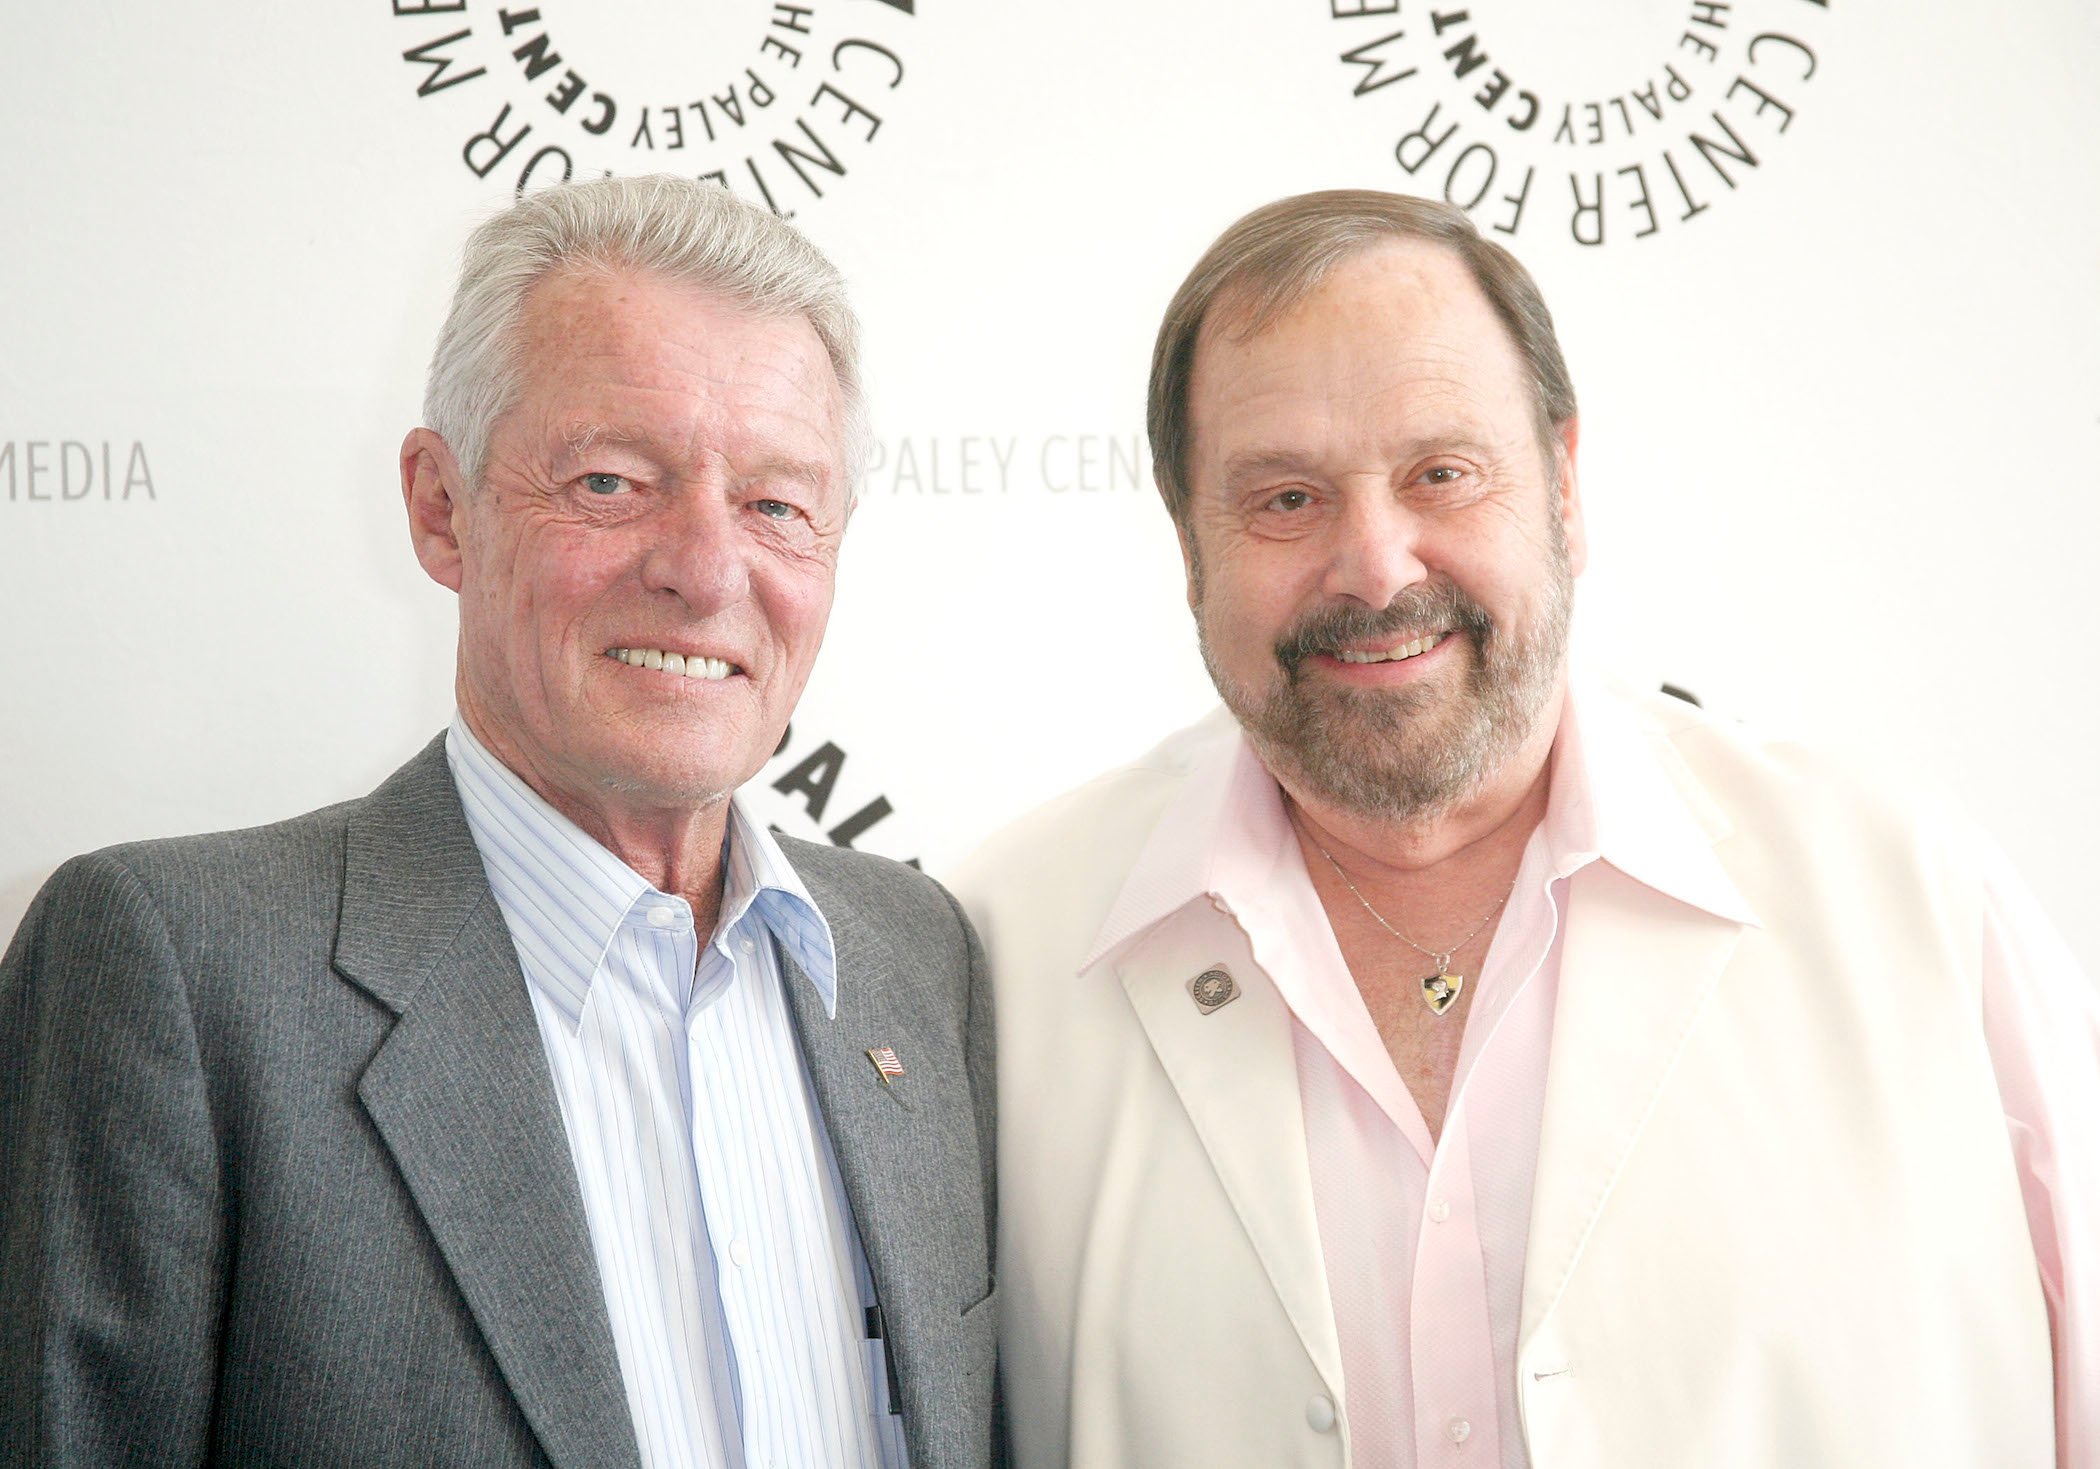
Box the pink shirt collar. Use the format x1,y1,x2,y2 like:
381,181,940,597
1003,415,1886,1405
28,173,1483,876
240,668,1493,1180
1083,677,1761,977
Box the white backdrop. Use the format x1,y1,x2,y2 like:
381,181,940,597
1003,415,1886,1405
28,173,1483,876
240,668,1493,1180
4,0,2097,971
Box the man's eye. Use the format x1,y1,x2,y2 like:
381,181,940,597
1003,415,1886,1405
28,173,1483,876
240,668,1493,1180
1423,465,1463,485
753,498,799,521
1265,489,1313,512
581,473,628,496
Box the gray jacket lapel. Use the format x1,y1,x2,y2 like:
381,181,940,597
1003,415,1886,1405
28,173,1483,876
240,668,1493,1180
776,847,996,1467
334,739,640,1469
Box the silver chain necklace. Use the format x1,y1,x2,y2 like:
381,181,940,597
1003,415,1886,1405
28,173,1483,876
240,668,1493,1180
1314,843,1514,1016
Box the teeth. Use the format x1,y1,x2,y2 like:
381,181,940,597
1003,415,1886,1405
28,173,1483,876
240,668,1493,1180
605,648,735,680
1336,631,1445,665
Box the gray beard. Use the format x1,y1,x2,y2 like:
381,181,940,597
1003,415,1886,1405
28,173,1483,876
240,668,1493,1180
1197,546,1572,827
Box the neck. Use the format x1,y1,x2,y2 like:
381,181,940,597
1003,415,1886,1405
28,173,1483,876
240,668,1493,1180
459,706,732,934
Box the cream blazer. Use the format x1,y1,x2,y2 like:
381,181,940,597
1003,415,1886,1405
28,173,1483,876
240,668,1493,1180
953,691,2053,1469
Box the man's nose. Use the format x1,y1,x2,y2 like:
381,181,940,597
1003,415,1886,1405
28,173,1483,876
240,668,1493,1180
640,491,751,613
1321,491,1428,608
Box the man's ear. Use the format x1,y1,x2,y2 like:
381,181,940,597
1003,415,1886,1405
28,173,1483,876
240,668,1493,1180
401,428,468,593
1552,417,1587,577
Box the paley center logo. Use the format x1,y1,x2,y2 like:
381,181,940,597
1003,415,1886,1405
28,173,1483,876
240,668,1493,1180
389,0,918,213
1324,0,1828,245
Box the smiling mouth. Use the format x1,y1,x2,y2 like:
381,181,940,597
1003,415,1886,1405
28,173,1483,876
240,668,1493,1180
605,646,740,680
1332,632,1447,665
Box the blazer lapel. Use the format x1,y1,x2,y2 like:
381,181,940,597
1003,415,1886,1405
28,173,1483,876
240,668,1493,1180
1113,906,1345,1396
1519,860,1746,1349
775,937,983,1312
334,740,640,1469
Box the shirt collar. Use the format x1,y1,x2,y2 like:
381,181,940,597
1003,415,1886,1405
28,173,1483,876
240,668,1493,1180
444,714,839,1026
1082,676,1758,971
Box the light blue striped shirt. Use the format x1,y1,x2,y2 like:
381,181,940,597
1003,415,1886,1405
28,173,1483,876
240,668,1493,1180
446,717,908,1469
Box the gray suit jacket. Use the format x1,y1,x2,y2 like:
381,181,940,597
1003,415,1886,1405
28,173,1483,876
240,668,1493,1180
0,738,998,1467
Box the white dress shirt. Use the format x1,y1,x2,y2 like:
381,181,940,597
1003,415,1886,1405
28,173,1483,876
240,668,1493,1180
447,717,908,1469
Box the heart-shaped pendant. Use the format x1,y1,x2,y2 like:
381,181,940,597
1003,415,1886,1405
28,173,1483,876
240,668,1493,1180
1422,971,1464,1016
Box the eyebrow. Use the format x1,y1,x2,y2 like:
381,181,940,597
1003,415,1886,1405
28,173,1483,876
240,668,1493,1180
552,422,841,492
558,422,639,456
1219,435,1502,489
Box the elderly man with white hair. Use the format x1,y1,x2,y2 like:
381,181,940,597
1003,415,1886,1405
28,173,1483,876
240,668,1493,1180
0,177,998,1469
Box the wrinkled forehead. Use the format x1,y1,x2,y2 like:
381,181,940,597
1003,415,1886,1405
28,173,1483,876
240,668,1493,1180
1187,242,1540,453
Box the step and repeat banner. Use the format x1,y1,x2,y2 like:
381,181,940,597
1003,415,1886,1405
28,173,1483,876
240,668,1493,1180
4,2,2098,967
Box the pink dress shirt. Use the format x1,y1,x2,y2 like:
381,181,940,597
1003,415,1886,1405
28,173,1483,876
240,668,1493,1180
1126,685,2098,1468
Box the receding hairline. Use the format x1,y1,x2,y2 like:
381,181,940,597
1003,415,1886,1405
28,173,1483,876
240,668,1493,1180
481,262,853,482
1148,189,1578,529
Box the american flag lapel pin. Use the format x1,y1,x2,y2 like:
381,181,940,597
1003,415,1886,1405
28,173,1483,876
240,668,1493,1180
865,1046,906,1085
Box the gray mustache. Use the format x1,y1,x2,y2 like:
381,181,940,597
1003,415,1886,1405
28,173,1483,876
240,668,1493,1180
1274,581,1492,676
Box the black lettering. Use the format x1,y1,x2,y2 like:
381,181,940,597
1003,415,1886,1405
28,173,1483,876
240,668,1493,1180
833,37,905,87
812,81,882,141
515,145,573,194
1490,165,1533,234
826,796,893,849
1329,0,1399,14
1689,110,1757,186
463,104,532,177
1618,163,1659,237
1394,102,1458,175
393,0,466,12
512,32,563,83
1748,32,1816,81
581,92,616,134
760,35,803,65
1660,148,1710,221
773,118,845,195
773,4,815,32
1569,173,1604,246
744,156,789,216
1339,30,1415,96
773,740,846,820
1506,90,1538,130
1725,74,1794,131
496,7,540,34
1443,32,1490,81
1444,141,1497,210
401,29,487,97
546,68,585,112
1428,8,1469,35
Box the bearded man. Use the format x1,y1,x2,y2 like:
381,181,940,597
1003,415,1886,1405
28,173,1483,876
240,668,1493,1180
952,190,2095,1469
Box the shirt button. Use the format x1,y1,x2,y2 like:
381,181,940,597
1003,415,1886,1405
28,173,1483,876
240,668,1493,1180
1305,1394,1336,1433
1429,1198,1452,1223
646,905,680,928
1448,1417,1472,1443
729,1238,751,1268
740,936,756,954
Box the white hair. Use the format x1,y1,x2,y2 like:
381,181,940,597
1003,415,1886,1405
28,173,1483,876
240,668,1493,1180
422,175,867,494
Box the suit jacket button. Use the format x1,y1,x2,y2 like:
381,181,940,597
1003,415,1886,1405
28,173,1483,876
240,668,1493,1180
1306,1394,1337,1433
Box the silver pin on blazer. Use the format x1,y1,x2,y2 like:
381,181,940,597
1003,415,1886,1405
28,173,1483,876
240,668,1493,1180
1188,967,1240,1015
